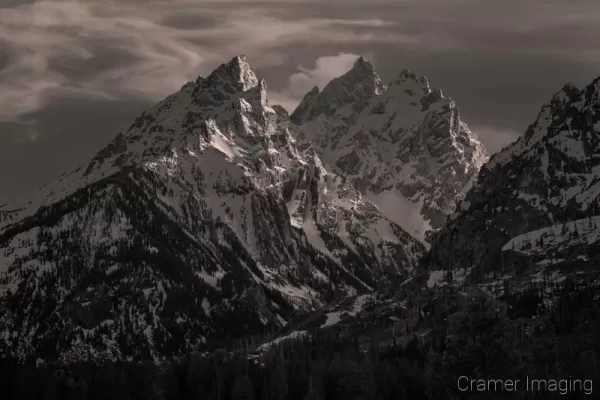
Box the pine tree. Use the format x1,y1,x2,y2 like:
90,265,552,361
40,367,58,400
185,353,205,400
426,290,521,400
90,364,119,400
263,366,287,400
231,373,255,400
337,360,375,400
303,376,321,400
13,363,41,400
162,364,180,400
192,382,206,400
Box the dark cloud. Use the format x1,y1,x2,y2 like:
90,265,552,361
0,0,598,203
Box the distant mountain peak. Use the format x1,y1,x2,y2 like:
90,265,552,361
292,59,488,243
397,69,428,84
205,54,259,92
290,56,384,124
337,56,383,91
488,75,600,170
560,82,579,92
397,68,415,79
352,56,375,73
389,69,432,98
550,83,581,107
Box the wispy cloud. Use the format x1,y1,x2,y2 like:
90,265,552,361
0,1,211,119
0,0,408,121
1,0,598,122
0,0,598,203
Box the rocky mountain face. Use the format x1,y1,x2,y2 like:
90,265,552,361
429,76,600,287
272,74,600,339
0,56,427,362
292,57,488,243
245,75,600,397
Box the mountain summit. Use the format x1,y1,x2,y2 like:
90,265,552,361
291,56,386,126
292,57,488,243
203,55,259,92
0,55,426,362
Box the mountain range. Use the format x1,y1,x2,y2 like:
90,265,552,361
1,54,598,368
0,55,483,362
306,73,600,337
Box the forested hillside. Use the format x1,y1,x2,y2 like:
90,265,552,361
3,281,599,400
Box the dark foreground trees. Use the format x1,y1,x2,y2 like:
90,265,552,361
1,288,598,400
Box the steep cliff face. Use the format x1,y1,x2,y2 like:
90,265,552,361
292,57,488,244
430,77,600,280
0,56,425,362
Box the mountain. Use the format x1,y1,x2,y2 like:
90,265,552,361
429,76,600,288
264,74,600,363
235,73,600,400
291,57,488,243
0,55,426,362
242,77,600,395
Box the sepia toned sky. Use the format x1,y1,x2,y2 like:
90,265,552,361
1,0,599,204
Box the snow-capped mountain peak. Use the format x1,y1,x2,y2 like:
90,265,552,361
352,55,376,75
0,55,426,362
205,54,259,92
292,58,488,243
291,56,385,125
486,77,600,172
395,68,428,86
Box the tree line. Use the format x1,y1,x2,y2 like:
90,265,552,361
2,284,599,400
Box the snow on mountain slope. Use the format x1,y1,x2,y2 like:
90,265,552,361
249,330,309,359
0,55,425,362
363,190,431,244
501,216,600,256
292,57,488,244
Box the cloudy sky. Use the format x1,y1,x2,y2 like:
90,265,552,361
0,0,599,204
